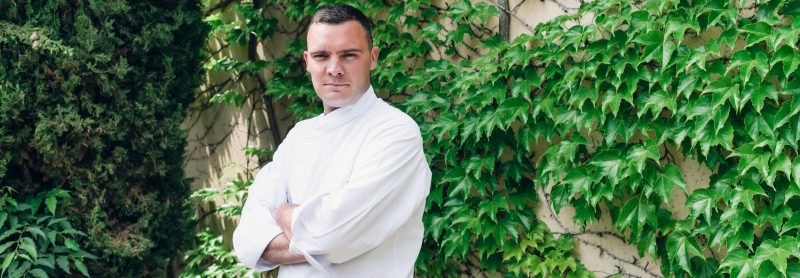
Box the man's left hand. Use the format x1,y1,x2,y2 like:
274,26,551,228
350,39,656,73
272,203,299,240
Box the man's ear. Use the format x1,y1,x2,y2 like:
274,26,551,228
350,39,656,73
369,47,379,70
302,50,310,71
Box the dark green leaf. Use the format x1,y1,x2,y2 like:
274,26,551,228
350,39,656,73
56,256,70,274
64,238,79,251
44,197,56,216
2,253,14,274
74,259,89,277
20,237,37,259
26,227,45,241
28,269,47,278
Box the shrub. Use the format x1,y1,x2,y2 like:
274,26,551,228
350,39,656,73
0,0,208,276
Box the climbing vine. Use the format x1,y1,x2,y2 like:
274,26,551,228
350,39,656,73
194,0,800,277
532,0,800,276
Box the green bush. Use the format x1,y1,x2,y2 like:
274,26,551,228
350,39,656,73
0,188,95,278
0,0,208,276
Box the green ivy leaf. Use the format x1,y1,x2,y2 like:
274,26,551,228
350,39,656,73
563,167,592,197
789,262,800,277
630,30,664,64
793,156,800,186
781,214,800,234
447,0,471,21
732,177,767,213
747,84,779,114
686,188,715,223
730,143,770,176
550,184,572,214
767,153,793,187
739,21,772,48
637,228,657,258
590,150,625,186
637,90,675,119
677,75,698,99
772,46,800,79
720,249,756,278
686,46,709,71
667,231,703,273
626,141,659,174
663,164,688,194
754,238,794,277
601,89,623,117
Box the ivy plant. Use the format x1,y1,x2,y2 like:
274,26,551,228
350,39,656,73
529,0,800,277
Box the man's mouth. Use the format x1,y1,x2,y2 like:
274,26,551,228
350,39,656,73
324,83,349,87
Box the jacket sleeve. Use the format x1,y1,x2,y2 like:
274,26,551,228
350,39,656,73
288,119,431,268
232,147,290,271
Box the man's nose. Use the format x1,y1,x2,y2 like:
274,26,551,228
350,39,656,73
326,59,344,76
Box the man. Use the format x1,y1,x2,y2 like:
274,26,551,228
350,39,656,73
232,4,432,277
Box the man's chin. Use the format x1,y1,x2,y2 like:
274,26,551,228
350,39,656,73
321,95,358,108
320,89,352,97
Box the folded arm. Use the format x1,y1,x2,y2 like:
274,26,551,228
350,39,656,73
261,232,305,265
232,150,307,271
284,120,431,267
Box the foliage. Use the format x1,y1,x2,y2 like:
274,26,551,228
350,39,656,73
181,229,258,278
0,0,208,276
0,188,96,278
181,150,267,278
529,0,800,276
200,0,800,276
181,133,273,276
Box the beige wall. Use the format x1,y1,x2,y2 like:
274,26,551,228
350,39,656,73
184,1,716,276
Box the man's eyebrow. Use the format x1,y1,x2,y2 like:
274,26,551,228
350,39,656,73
309,50,330,56
338,49,363,54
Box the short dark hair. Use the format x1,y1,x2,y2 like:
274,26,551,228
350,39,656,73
310,4,373,48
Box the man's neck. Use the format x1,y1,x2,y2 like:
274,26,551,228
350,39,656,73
323,106,340,115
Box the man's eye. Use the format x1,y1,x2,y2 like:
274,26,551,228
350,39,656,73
313,54,328,59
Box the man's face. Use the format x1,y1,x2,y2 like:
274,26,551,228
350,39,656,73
304,21,379,114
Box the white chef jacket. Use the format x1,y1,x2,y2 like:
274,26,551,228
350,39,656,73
232,86,431,277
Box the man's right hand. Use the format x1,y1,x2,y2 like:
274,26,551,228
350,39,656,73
261,233,307,265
